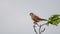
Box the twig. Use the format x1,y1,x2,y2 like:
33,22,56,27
39,25,41,34
39,23,47,34
33,25,38,34
41,28,45,33
33,22,47,34
41,23,47,27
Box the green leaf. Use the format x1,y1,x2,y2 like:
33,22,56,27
49,14,60,20
47,14,60,26
56,18,60,23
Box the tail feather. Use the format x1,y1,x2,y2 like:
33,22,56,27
41,19,48,21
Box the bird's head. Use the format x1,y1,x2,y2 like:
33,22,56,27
29,12,34,16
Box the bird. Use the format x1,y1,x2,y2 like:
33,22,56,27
29,12,47,24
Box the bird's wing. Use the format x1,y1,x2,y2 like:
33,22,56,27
34,15,41,20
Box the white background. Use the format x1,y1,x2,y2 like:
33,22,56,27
0,0,60,34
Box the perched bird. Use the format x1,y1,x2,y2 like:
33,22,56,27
30,12,47,24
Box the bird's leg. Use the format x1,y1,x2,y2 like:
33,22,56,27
33,22,37,24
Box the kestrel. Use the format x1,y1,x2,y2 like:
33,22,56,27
30,12,47,24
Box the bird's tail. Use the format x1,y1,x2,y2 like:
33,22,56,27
41,19,48,21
